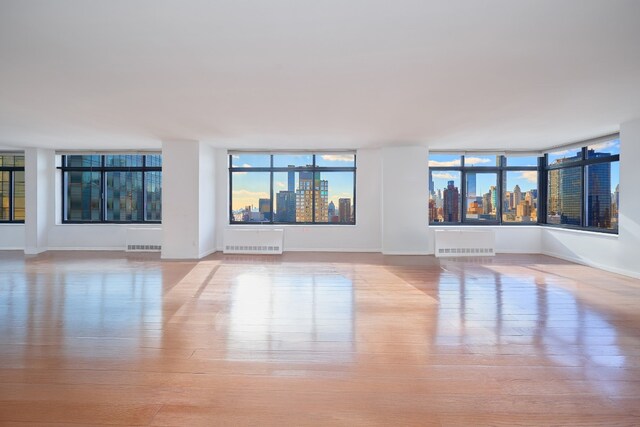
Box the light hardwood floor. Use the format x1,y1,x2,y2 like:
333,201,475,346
1,251,640,426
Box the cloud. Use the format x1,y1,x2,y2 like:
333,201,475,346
589,139,619,152
432,172,457,180
429,159,461,167
275,182,286,189
321,154,353,162
517,171,538,183
233,163,253,175
464,157,492,166
232,189,269,198
232,155,239,159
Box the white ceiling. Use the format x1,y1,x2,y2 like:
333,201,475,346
1,0,639,151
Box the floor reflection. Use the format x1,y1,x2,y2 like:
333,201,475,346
226,267,355,363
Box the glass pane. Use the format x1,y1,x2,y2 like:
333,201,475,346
588,138,619,158
231,171,270,222
0,154,24,167
66,155,102,167
14,155,25,167
465,172,498,221
13,171,25,221
587,161,618,232
428,154,461,167
464,155,499,167
145,154,162,167
547,147,582,166
429,170,461,223
273,154,313,168
315,153,355,168
0,171,9,220
547,167,582,226
506,156,539,167
314,172,354,223
66,171,102,221
105,155,144,167
145,171,162,221
502,171,538,223
231,154,270,168
105,172,144,221
273,172,298,223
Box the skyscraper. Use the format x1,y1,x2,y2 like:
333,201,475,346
287,166,295,192
467,174,476,198
296,172,328,222
276,191,296,222
587,151,612,228
513,185,522,210
490,185,498,214
259,198,271,221
339,198,351,223
443,180,459,222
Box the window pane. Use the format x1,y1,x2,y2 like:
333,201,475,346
315,153,355,168
429,170,461,223
105,155,144,167
231,154,270,168
0,171,9,220
465,172,498,221
464,155,500,167
66,171,102,221
295,171,315,222
13,171,25,221
314,172,354,223
231,171,270,222
66,155,101,167
273,154,313,168
502,171,538,223
506,156,539,167
428,154,461,167
145,154,162,167
547,167,582,226
273,171,298,223
145,171,162,221
548,147,582,166
587,161,618,231
588,138,619,158
105,172,144,221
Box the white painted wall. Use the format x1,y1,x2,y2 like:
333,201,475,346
541,118,640,278
24,148,53,254
382,146,429,254
215,148,382,252
0,224,25,249
198,142,217,258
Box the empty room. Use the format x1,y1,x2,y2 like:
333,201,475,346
2,0,640,425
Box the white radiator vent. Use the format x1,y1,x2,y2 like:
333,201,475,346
434,230,496,258
126,228,162,252
224,229,284,254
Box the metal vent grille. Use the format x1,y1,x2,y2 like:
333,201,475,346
224,245,280,254
126,244,162,252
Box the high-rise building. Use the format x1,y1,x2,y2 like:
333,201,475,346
276,191,296,222
287,166,295,192
467,174,476,198
296,172,328,222
513,185,522,210
482,192,492,214
443,180,459,222
339,198,351,223
517,200,532,218
560,167,582,225
587,151,612,228
490,185,498,214
259,198,271,221
429,198,438,222
328,200,338,222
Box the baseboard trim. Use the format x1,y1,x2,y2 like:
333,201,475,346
198,248,218,258
542,250,640,279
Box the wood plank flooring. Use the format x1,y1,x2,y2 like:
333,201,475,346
1,251,640,426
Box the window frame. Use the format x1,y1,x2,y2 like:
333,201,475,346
59,154,162,224
0,154,25,223
228,152,357,225
429,154,539,226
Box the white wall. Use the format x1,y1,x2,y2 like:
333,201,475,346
24,148,53,254
215,148,382,252
381,146,430,254
198,142,217,258
541,118,640,278
428,226,542,254
0,224,25,249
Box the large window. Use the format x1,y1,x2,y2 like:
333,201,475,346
429,154,537,225
545,137,619,232
0,154,25,223
428,134,619,234
229,152,356,224
60,154,162,223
